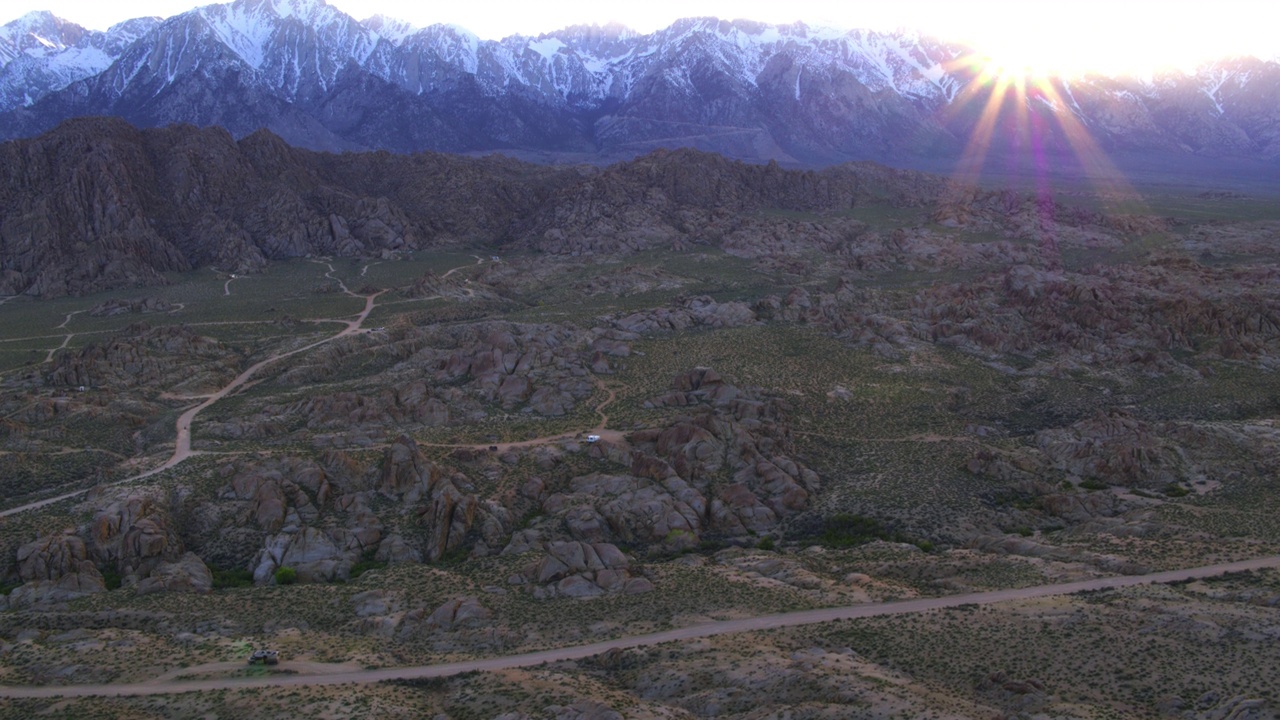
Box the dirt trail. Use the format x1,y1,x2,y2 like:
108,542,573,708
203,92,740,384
0,288,385,520
441,256,484,279
43,333,72,364
1,554,1276,699
55,310,83,330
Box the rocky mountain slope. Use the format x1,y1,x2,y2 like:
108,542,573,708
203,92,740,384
2,0,1279,169
0,118,945,297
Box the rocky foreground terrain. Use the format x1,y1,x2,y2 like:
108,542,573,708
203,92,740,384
1,122,1279,719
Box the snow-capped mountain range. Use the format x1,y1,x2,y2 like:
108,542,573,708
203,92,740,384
2,0,1278,168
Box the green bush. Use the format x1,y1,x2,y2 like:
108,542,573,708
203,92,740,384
819,513,910,548
350,558,387,579
756,536,775,551
1163,484,1191,497
100,567,123,591
1079,478,1110,491
212,568,255,589
274,566,298,585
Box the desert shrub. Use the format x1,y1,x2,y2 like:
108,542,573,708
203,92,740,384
350,554,388,579
818,513,910,548
100,567,123,591
212,567,255,589
756,536,775,551
274,566,298,585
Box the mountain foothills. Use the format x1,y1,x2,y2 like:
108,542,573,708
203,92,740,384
0,117,942,297
2,0,1280,168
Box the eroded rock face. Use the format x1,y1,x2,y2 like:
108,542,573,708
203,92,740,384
18,530,99,583
12,530,106,608
252,526,354,584
380,436,483,562
206,320,608,445
88,491,185,580
0,120,428,297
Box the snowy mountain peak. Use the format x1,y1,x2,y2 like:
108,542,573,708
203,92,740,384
361,14,416,45
191,0,376,78
0,11,88,66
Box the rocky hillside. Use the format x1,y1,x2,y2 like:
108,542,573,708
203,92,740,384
0,119,947,297
2,0,1279,171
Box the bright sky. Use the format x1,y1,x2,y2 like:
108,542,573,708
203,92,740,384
5,0,1277,76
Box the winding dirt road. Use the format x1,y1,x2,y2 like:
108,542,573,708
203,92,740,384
0,554,1276,699
0,288,385,520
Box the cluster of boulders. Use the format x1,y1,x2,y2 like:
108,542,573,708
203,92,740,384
88,297,177,316
508,369,818,561
908,261,1280,372
46,323,242,392
510,541,652,598
5,361,827,608
4,488,212,609
205,320,608,444
611,296,758,334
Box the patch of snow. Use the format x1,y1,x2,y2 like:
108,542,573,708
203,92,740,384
1201,68,1233,115
528,37,565,61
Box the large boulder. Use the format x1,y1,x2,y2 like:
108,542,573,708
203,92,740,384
424,597,492,630
135,552,213,595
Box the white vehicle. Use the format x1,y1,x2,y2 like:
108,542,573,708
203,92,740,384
586,434,601,443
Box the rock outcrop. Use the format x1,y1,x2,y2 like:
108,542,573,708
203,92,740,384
511,541,652,598
10,530,106,608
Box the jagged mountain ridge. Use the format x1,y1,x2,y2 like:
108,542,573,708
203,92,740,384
0,11,159,111
0,117,944,297
1,0,1279,166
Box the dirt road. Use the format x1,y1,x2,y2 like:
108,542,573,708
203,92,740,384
0,289,385,520
1,554,1276,699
